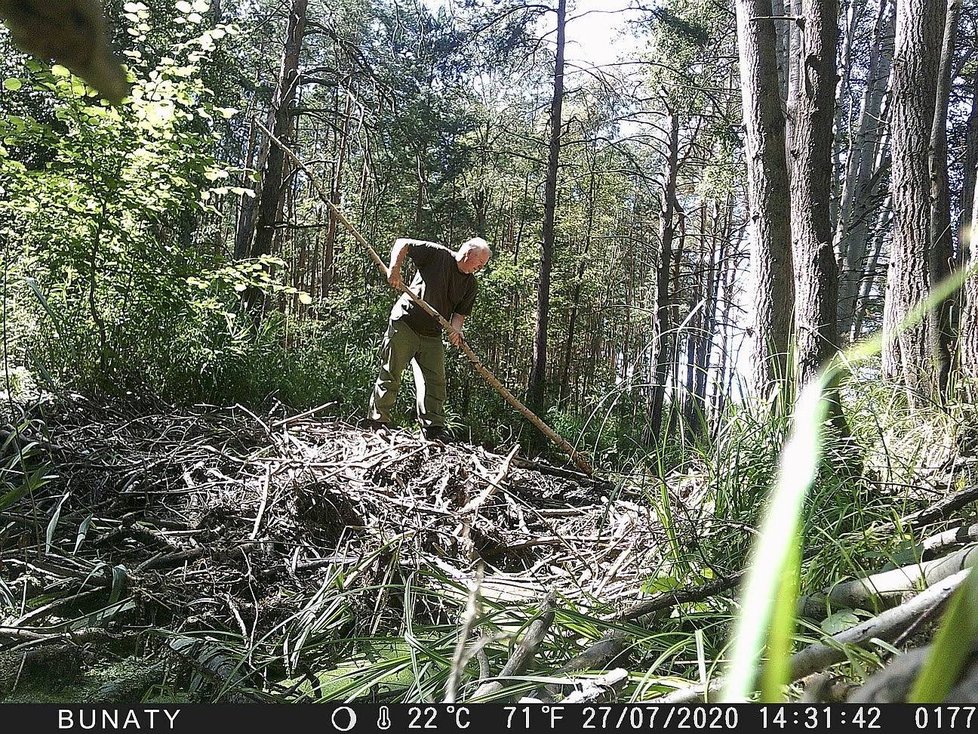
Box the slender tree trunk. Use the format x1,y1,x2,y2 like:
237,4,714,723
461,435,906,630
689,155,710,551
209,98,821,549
234,118,259,260
830,0,867,232
527,0,566,412
883,0,946,402
960,67,978,252
735,0,795,400
323,90,352,294
928,0,961,395
836,0,894,338
789,0,841,386
245,0,308,315
646,108,680,443
852,196,892,337
960,158,978,400
559,146,597,404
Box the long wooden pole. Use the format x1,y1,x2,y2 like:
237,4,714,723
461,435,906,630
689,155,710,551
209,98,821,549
255,122,594,476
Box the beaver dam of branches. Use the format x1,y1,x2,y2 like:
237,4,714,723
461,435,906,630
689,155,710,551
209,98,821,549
0,397,693,702
3,397,978,704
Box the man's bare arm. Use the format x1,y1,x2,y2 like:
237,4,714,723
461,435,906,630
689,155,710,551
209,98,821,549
448,314,466,346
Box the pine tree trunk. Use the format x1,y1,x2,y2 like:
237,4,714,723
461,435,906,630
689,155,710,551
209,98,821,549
244,0,308,316
527,0,566,412
735,0,795,399
836,0,894,339
883,0,946,402
960,158,978,400
647,109,680,443
789,0,841,386
928,0,961,396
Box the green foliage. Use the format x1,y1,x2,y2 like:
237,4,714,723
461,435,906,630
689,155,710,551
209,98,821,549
0,4,274,400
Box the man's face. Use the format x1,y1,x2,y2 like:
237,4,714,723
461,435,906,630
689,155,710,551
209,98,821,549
456,247,490,274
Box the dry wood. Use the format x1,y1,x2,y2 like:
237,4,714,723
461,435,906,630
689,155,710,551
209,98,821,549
472,592,556,700
657,568,970,703
444,564,485,704
559,668,630,703
901,485,978,527
848,643,978,703
254,121,594,477
800,544,978,614
922,523,978,557
1,400,641,675
616,572,744,622
455,445,520,560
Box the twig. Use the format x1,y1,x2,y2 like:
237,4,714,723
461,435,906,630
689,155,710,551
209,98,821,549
444,564,485,703
270,402,337,428
250,464,272,540
560,668,630,703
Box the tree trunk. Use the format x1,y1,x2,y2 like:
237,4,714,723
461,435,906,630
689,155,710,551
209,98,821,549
883,0,946,402
836,0,894,339
928,0,961,396
646,109,680,443
960,67,978,254
788,0,841,387
735,0,795,399
960,157,978,400
323,89,353,295
559,145,597,404
527,0,566,413
244,0,308,316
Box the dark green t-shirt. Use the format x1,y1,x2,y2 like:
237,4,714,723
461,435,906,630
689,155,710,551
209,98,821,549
390,242,478,336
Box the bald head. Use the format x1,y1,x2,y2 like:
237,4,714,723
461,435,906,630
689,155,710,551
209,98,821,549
455,237,491,274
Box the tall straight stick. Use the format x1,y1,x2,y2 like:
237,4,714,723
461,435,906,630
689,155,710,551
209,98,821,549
255,122,594,476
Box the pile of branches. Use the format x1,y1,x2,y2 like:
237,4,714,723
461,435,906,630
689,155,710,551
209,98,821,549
2,396,978,703
0,396,674,701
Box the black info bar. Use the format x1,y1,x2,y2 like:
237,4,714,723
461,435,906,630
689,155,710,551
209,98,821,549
2,703,976,733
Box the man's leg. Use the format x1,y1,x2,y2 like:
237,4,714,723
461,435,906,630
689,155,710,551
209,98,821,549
412,334,447,429
368,320,418,424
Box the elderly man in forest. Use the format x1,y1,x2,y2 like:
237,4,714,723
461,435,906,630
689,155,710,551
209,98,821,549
365,236,492,441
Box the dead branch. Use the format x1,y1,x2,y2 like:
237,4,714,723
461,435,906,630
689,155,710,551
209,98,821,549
472,593,556,700
657,568,971,703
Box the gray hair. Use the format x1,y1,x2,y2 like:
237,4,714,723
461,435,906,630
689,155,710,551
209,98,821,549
459,237,492,258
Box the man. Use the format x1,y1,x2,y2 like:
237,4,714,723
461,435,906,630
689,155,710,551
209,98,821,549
366,236,492,441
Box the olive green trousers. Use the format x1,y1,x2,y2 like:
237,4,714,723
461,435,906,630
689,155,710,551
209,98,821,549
367,319,447,428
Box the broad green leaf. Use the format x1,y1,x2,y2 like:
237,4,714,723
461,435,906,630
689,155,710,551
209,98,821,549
821,609,860,635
